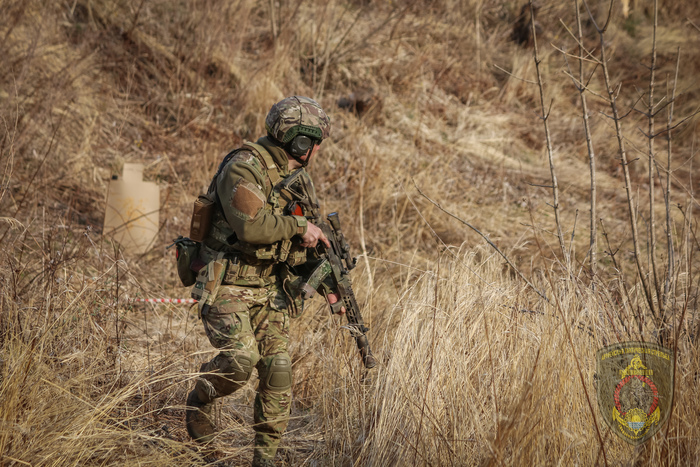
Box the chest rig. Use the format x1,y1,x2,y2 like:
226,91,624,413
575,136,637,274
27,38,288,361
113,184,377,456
205,143,310,268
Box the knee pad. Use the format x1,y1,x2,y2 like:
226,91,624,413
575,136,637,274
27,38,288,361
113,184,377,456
258,354,292,393
219,351,256,383
199,350,258,397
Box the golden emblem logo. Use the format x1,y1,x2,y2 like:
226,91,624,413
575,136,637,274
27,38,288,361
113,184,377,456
596,342,674,445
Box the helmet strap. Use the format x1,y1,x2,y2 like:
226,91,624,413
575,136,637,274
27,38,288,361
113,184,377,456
290,153,308,167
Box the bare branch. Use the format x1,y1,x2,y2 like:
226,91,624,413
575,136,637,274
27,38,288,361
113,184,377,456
528,198,608,467
561,70,608,100
581,0,600,32
650,109,700,138
569,209,579,266
413,180,549,302
582,0,614,34
561,53,583,92
618,94,646,119
662,47,681,313
574,0,599,280
531,0,569,268
600,218,644,336
647,0,662,319
595,1,658,318
600,0,615,33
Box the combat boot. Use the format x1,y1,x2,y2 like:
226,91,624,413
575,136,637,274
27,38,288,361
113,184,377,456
185,389,216,443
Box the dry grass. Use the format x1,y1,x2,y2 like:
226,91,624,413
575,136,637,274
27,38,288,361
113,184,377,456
1,0,699,465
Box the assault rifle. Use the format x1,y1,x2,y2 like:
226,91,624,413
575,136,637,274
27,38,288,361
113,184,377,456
279,170,377,369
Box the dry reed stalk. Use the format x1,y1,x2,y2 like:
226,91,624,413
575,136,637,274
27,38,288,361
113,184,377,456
527,205,608,467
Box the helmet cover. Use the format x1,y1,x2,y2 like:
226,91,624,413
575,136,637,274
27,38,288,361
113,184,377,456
265,96,331,144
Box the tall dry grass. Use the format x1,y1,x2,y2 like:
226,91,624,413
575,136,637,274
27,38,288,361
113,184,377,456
1,0,699,465
310,246,700,465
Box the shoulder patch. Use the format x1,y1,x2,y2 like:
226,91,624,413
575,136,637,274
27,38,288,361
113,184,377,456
231,178,266,220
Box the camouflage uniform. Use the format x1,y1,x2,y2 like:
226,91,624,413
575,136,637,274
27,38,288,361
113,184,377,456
186,97,331,466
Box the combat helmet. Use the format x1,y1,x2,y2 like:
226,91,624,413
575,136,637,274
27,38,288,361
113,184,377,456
265,96,331,161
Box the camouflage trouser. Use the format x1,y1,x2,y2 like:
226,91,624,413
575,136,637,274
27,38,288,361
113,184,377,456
197,279,293,462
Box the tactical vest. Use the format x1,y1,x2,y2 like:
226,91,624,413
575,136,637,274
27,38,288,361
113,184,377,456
203,143,310,268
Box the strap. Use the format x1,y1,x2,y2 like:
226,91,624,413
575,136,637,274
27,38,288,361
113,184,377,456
206,144,282,222
244,142,282,186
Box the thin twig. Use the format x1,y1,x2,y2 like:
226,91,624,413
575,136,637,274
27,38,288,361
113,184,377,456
663,48,681,312
649,110,700,138
646,0,662,318
404,183,494,288
413,180,549,302
600,219,643,338
560,69,608,100
550,41,599,66
688,18,700,33
662,204,696,451
413,254,441,466
569,209,578,267
493,64,537,84
484,312,503,463
573,0,598,282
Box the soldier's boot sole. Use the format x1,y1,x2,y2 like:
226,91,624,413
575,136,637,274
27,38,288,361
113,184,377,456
185,390,216,443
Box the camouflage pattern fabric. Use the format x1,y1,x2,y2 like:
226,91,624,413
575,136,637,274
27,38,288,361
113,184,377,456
210,137,305,249
197,280,292,462
265,96,331,143
190,96,332,463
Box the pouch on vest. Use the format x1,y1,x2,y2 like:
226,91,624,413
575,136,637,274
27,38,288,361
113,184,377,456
169,236,202,287
189,193,216,242
191,254,228,318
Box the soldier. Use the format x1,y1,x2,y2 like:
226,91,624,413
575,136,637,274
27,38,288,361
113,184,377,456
185,96,340,467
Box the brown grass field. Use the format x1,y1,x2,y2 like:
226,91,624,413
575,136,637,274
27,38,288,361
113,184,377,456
1,0,699,465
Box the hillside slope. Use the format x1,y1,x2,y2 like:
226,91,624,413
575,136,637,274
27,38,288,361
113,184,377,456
1,0,699,465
